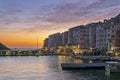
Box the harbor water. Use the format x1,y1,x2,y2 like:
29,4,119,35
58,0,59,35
0,56,120,80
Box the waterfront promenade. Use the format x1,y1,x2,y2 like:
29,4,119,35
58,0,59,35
73,55,112,60
0,50,70,56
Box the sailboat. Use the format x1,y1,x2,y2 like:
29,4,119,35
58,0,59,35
36,36,39,57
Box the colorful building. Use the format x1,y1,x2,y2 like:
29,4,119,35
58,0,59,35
96,22,104,49
87,23,98,49
47,33,61,48
67,25,87,49
107,23,115,51
61,31,68,46
103,24,109,50
115,24,120,48
43,14,120,54
43,38,48,48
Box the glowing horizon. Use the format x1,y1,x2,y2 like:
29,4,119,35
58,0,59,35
0,0,120,48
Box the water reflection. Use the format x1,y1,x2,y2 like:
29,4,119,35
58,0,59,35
0,56,119,80
58,56,103,64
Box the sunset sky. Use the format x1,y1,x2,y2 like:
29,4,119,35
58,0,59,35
0,0,120,48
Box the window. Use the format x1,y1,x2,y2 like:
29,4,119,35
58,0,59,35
112,30,114,33
110,45,111,49
111,35,114,38
116,30,120,34
109,40,112,43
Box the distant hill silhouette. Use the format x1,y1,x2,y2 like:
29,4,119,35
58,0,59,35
0,43,10,50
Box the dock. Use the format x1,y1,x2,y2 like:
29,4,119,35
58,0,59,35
112,57,120,62
61,63,106,70
73,55,111,60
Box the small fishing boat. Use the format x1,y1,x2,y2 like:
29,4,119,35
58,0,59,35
105,61,120,73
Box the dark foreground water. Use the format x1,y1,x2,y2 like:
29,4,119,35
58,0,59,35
0,56,120,80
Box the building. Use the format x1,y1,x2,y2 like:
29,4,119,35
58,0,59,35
43,38,48,48
67,27,74,46
103,24,109,50
107,23,115,51
96,22,104,49
87,23,98,50
83,26,90,49
115,24,120,48
61,31,68,46
47,33,61,48
67,25,87,49
43,14,120,53
78,26,86,49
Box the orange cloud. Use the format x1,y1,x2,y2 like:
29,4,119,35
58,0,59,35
0,32,44,48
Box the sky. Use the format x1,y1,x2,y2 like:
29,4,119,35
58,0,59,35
0,0,120,48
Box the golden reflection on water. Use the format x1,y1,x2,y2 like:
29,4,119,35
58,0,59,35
58,56,83,63
74,59,83,63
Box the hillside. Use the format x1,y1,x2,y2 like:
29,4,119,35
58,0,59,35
0,43,10,50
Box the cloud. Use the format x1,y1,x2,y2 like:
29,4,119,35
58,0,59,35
0,8,23,26
0,26,6,30
19,0,120,33
23,24,59,33
33,0,120,24
0,0,120,33
41,1,93,23
88,0,120,10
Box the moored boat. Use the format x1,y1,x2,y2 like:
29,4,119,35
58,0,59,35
105,61,120,73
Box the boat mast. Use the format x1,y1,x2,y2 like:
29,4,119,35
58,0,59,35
37,36,38,50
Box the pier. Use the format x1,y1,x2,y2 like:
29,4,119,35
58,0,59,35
73,55,112,61
0,50,70,56
61,63,106,70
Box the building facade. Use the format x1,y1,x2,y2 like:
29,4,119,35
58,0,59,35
87,23,98,49
43,14,120,54
96,23,104,49
115,24,120,48
61,31,68,46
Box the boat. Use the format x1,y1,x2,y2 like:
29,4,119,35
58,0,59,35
105,61,120,73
